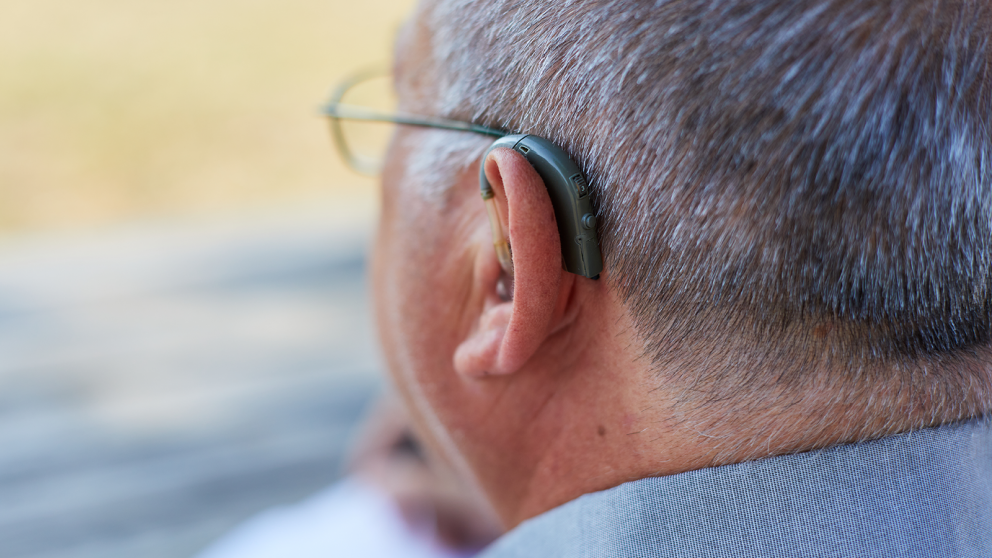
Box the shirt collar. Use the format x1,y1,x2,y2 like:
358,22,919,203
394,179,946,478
482,418,992,558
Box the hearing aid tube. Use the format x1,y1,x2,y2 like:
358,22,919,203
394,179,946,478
483,192,514,277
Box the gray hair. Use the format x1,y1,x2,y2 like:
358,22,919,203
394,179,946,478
409,0,992,453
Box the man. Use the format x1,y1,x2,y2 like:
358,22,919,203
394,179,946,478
371,0,992,555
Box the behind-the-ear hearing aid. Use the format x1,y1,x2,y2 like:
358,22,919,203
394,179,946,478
479,134,603,280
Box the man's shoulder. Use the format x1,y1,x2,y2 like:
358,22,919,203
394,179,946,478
482,418,992,558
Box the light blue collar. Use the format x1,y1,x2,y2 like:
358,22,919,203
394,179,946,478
482,418,992,557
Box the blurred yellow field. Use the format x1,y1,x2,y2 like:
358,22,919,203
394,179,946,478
0,0,414,233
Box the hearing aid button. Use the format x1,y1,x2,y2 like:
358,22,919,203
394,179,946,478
582,213,596,230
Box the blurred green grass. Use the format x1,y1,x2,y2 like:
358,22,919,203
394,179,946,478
0,0,413,234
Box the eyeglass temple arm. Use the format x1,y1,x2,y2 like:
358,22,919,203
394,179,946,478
322,103,506,137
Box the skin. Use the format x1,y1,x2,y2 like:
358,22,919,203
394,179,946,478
370,16,703,525
372,128,681,525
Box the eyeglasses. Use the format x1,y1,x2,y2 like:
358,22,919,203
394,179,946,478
322,69,507,175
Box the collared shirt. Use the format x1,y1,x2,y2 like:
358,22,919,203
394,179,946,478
482,418,992,557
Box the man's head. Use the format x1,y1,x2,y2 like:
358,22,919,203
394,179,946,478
372,0,992,526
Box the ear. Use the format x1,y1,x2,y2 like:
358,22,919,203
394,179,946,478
453,147,572,377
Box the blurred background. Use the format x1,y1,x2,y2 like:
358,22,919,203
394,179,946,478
0,0,415,556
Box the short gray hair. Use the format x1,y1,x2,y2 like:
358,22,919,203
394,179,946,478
411,0,992,445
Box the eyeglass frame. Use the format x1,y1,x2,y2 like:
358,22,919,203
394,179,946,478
322,69,508,175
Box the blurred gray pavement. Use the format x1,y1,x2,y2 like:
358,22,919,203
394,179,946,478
0,206,383,558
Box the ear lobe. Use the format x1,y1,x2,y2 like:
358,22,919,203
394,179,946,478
453,148,564,378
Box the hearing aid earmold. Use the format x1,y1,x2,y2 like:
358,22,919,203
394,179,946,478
479,134,603,280
482,190,515,277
